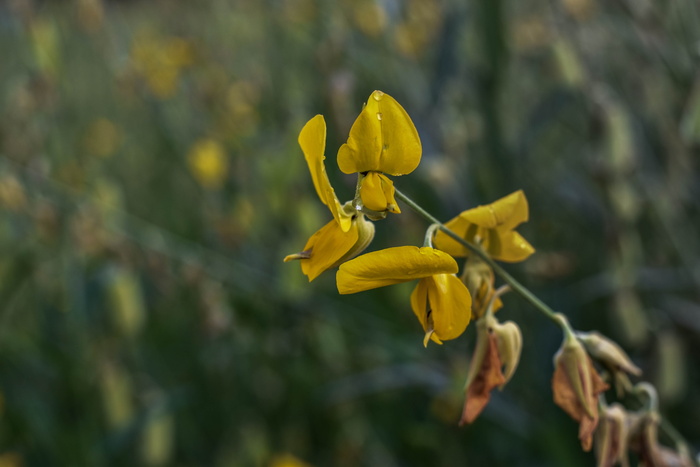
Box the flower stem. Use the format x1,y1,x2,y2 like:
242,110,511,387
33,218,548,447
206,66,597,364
394,188,567,330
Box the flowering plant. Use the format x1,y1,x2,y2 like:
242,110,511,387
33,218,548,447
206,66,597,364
285,91,695,466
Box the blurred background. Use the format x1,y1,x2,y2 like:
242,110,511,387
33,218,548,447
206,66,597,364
0,0,699,465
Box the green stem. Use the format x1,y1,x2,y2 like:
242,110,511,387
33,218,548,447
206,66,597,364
423,224,439,248
394,188,567,330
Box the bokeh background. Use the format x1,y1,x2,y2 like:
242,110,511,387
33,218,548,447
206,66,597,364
0,0,699,465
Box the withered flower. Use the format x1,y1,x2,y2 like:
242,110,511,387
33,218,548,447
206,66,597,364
594,403,630,467
459,310,522,426
552,321,609,451
626,385,694,467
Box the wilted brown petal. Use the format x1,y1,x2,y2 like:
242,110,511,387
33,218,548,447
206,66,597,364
552,350,609,451
459,332,506,426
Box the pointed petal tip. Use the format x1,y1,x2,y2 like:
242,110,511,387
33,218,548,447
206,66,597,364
283,251,311,262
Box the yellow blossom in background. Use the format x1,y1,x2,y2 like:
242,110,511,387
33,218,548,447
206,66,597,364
337,90,421,214
434,190,535,262
285,115,375,281
337,246,472,345
0,452,22,467
108,266,146,338
187,139,228,190
29,17,60,78
0,174,27,212
140,404,174,467
99,360,134,430
392,0,443,58
351,0,388,38
83,118,121,158
130,32,194,99
224,80,261,137
269,453,313,467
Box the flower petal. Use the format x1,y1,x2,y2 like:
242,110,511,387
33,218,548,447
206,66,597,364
298,115,352,232
433,215,472,257
460,331,506,426
433,191,533,261
426,274,472,341
460,190,529,231
410,278,431,335
300,218,359,281
336,246,457,294
337,91,421,176
491,231,535,262
359,172,400,213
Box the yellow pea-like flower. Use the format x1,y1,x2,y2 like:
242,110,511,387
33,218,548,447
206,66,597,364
337,90,422,214
337,246,471,345
433,190,535,262
284,115,374,281
410,273,472,346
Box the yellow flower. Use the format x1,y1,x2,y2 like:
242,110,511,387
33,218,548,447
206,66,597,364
187,139,228,189
337,91,422,214
337,246,471,345
433,190,535,262
284,115,374,281
131,33,194,99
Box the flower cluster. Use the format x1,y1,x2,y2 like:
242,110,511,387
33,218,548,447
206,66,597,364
283,92,690,464
285,91,535,350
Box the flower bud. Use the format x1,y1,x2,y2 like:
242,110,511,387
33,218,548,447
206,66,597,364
494,320,522,387
577,331,641,376
552,329,609,451
594,403,629,467
460,255,501,319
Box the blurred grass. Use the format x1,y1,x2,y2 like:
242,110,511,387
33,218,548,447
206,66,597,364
0,0,699,465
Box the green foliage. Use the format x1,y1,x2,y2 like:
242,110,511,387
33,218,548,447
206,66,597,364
0,0,698,465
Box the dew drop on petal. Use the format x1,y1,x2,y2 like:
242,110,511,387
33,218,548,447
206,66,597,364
372,91,384,101
376,112,383,121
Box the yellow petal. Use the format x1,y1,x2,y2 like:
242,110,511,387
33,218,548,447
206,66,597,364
337,90,421,176
299,219,359,281
410,277,430,333
460,190,529,231
433,190,532,259
298,115,352,232
359,172,400,213
490,231,535,262
410,278,445,346
433,215,472,257
425,274,472,341
336,246,457,294
410,275,472,346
